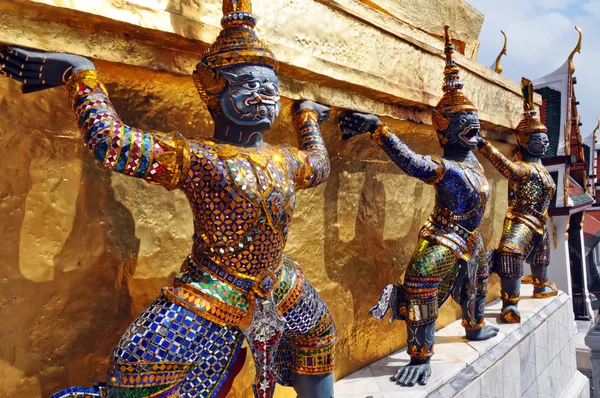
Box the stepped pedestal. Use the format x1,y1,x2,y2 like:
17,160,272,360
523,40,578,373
335,285,589,398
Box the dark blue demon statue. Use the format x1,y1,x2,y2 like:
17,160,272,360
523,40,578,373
0,0,336,397
339,26,498,387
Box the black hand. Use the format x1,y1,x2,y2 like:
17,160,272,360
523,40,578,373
339,112,381,140
476,136,486,149
0,46,95,94
295,100,331,124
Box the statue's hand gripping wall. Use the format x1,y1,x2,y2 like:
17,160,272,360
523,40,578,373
0,46,94,93
0,46,191,191
340,112,445,184
339,111,382,140
296,100,331,125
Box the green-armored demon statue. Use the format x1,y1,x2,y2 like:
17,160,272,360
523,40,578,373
478,77,557,324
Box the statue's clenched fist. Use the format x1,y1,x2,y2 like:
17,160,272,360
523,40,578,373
339,112,381,140
0,46,95,93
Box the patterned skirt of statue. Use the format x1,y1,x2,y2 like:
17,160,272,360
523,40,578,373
51,255,336,398
493,216,550,279
371,222,491,330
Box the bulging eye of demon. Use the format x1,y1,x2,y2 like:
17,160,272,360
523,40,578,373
244,81,261,90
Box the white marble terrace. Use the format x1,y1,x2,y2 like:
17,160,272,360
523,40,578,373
334,285,589,398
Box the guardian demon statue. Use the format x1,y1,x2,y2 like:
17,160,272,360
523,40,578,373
478,78,557,324
340,26,498,387
0,0,336,396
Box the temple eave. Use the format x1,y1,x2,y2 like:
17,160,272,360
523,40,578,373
0,0,530,133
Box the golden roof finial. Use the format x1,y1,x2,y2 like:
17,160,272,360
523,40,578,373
568,26,583,73
494,30,508,75
593,117,600,141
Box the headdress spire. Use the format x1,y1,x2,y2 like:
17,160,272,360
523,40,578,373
203,0,278,70
432,26,477,131
222,0,252,15
515,77,547,146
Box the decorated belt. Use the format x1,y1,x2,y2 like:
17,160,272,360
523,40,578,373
428,213,478,241
508,203,547,224
432,203,481,222
421,214,481,261
188,253,283,298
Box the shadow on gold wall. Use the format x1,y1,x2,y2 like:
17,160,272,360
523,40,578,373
0,76,177,397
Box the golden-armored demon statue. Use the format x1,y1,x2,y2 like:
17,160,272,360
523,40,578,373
340,26,499,387
0,0,338,397
478,78,557,324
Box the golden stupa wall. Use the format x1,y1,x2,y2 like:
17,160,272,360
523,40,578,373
0,1,537,397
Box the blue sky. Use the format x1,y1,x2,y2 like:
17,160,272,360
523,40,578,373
468,0,600,138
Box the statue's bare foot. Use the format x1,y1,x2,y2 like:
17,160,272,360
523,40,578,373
390,360,431,387
465,325,499,341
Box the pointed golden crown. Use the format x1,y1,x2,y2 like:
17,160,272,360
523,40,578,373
201,0,278,71
516,77,547,146
432,26,477,131
193,0,279,109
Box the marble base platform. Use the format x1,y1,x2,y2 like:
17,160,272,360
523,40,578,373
335,285,588,398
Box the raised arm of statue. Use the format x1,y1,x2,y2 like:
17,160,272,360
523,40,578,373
371,124,445,184
65,70,190,190
478,138,527,182
340,112,445,184
0,47,190,191
287,101,331,189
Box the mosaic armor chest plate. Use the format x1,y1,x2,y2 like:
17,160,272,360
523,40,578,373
184,141,298,282
422,154,489,260
507,162,555,231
